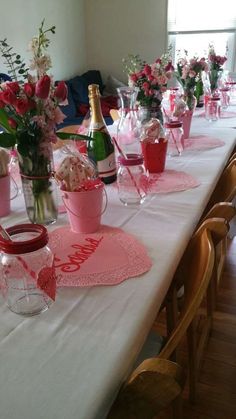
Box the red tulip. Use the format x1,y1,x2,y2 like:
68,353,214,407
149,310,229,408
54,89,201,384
24,82,35,97
8,117,17,129
7,81,20,94
54,81,68,102
1,88,16,106
15,98,30,115
35,75,51,99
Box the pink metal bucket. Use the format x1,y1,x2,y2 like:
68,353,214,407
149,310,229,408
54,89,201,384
61,183,106,233
0,175,10,217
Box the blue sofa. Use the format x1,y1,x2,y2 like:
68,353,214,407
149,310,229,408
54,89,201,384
57,70,114,129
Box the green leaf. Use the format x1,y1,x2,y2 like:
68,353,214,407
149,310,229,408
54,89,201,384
0,109,15,133
56,132,94,141
0,132,16,148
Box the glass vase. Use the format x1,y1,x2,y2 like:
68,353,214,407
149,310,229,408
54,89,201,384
183,89,197,111
18,142,58,225
138,104,164,125
116,87,140,154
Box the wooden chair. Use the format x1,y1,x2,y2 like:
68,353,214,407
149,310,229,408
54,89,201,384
108,223,217,419
110,109,119,121
164,217,229,404
201,202,236,298
203,158,236,215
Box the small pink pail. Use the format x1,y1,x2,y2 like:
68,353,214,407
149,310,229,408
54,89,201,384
0,175,10,217
180,110,193,140
61,183,106,233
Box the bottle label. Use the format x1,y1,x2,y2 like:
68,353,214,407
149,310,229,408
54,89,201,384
90,122,107,132
97,153,116,178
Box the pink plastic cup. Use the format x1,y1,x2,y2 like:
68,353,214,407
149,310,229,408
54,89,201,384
61,183,106,233
0,175,10,217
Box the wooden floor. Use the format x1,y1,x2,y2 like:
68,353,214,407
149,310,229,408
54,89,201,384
183,236,236,419
156,236,236,418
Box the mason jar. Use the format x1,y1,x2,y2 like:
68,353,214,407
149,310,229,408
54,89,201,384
117,154,148,205
165,121,184,156
0,224,56,316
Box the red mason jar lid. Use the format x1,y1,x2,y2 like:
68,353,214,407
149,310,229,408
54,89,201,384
210,96,220,101
0,224,49,254
220,87,230,92
164,121,183,128
118,153,143,166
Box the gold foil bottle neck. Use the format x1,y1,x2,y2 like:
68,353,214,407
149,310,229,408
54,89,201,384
88,84,100,99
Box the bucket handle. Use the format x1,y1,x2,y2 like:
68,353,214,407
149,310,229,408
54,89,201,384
62,187,108,219
10,175,19,200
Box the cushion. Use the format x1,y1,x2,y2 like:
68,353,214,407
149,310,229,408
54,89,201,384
103,75,126,96
78,96,118,117
82,70,105,95
69,75,90,105
69,71,105,106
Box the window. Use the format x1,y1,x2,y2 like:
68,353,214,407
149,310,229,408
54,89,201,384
168,0,236,73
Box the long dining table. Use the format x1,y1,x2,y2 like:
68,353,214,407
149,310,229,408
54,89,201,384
0,106,236,419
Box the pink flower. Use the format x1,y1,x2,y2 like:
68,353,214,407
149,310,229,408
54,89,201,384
164,62,174,72
142,81,150,90
143,64,151,76
54,81,68,103
129,73,138,83
157,75,168,85
53,107,66,124
35,75,51,99
189,70,196,78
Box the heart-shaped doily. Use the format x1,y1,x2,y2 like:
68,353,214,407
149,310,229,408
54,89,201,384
49,225,152,287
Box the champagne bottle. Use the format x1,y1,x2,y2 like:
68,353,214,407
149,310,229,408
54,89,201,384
87,84,117,184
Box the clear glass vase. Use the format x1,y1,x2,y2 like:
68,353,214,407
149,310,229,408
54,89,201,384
18,143,58,225
116,86,140,154
138,105,164,125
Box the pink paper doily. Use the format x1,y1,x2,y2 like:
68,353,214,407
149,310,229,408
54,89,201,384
198,111,236,118
183,135,225,151
49,225,152,287
148,170,200,194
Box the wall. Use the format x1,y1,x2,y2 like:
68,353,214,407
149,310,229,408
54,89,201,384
85,0,168,83
0,0,86,81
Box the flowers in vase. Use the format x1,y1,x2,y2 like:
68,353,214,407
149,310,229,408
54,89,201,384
208,44,227,93
0,20,68,223
123,52,174,109
176,53,208,110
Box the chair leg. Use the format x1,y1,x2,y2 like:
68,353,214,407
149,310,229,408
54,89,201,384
187,319,197,404
172,395,183,419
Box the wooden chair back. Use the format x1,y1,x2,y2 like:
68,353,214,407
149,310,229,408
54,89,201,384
204,158,236,214
108,224,217,419
110,109,119,121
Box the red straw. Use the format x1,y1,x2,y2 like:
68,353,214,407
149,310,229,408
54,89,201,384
112,137,143,199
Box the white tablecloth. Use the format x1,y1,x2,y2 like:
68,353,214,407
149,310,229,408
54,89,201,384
0,111,236,419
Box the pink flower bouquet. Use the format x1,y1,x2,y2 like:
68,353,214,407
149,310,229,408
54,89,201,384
208,44,227,93
176,54,209,110
123,53,174,123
